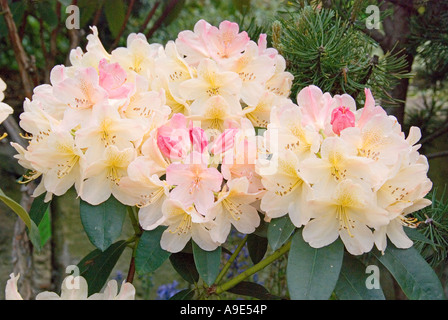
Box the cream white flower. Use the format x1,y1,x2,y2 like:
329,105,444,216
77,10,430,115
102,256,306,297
80,145,136,205
29,127,85,197
179,58,242,117
223,41,276,106
209,177,263,243
5,273,135,300
299,136,379,190
75,102,145,162
0,77,13,125
110,32,162,81
303,179,389,255
160,199,219,253
374,149,432,252
259,150,313,227
265,101,321,161
5,274,22,300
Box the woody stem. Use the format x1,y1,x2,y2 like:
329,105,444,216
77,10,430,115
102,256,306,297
214,240,291,295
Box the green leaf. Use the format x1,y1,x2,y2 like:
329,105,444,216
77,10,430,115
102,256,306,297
77,240,127,296
267,215,296,251
135,227,171,275
78,0,101,28
228,281,281,300
79,196,127,251
334,254,385,300
373,242,446,300
287,229,344,300
36,0,59,28
0,188,32,228
160,0,186,27
192,242,221,286
0,188,42,249
29,193,51,226
169,288,195,300
404,227,435,246
253,213,268,238
169,252,199,284
247,233,268,264
104,0,125,38
37,209,52,247
29,194,52,248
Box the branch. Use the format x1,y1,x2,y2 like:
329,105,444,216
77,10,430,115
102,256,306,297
384,0,418,14
146,0,179,39
0,0,35,98
109,0,135,50
361,28,386,46
215,240,291,295
426,150,448,160
92,0,103,27
420,123,448,145
138,1,161,34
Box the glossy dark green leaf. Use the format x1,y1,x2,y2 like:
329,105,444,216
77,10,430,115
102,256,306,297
169,288,195,300
267,215,296,251
37,209,52,247
404,227,434,246
374,242,445,300
135,227,171,275
228,281,281,300
169,252,199,284
287,229,344,300
0,188,42,249
78,0,101,28
253,213,268,238
29,193,50,226
29,194,52,247
192,242,221,286
79,196,127,251
0,188,32,228
77,240,127,296
104,0,125,38
247,233,268,264
335,254,385,300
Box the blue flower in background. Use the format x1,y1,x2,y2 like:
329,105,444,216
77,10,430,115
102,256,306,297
157,280,182,300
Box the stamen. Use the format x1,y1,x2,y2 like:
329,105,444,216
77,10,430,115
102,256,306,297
57,155,80,178
136,187,165,208
223,199,243,221
170,213,192,235
336,205,355,238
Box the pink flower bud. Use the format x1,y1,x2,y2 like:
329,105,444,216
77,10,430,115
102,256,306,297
98,59,133,99
157,135,187,160
330,106,355,135
210,128,238,154
157,114,190,160
189,127,208,153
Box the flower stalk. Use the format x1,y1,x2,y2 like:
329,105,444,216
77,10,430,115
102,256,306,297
215,235,249,285
214,240,291,295
126,206,142,284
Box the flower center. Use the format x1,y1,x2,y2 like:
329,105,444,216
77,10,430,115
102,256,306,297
170,213,192,235
336,205,355,238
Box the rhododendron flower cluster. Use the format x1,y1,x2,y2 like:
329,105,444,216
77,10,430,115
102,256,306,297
12,20,292,253
11,19,432,257
257,85,432,255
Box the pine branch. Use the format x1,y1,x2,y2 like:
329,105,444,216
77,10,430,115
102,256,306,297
426,151,448,160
